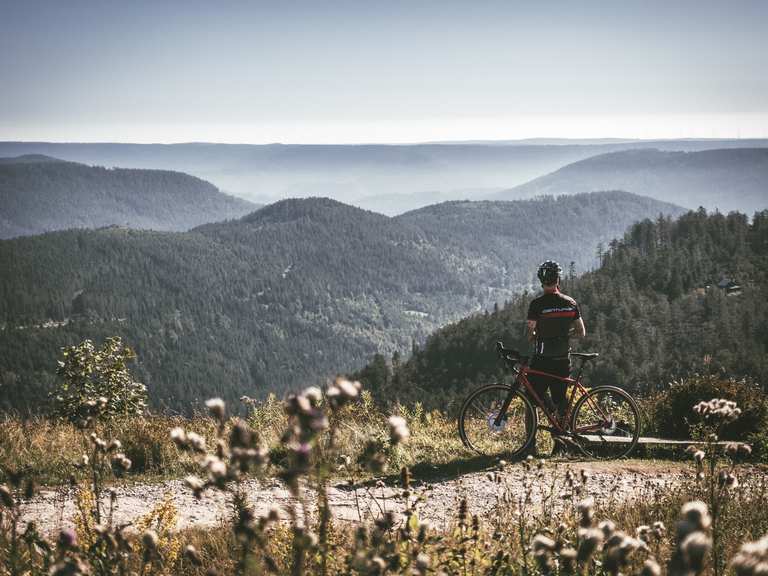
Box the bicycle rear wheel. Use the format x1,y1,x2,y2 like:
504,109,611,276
459,384,537,458
570,385,640,459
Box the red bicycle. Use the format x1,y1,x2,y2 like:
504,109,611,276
458,342,640,459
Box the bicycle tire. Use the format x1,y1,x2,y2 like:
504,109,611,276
458,384,537,458
570,385,641,459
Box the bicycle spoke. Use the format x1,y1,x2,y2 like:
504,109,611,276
570,387,640,459
460,385,535,458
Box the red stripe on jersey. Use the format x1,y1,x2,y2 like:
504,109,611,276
541,311,577,318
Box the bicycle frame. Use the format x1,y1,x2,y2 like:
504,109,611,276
494,358,611,436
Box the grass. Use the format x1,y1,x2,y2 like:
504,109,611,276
2,384,767,575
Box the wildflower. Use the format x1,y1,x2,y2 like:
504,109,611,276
186,432,207,453
577,496,595,528
57,528,77,549
111,453,132,475
336,378,361,399
415,553,431,573
559,548,577,574
652,521,666,538
0,484,13,508
533,534,557,552
107,439,122,452
229,420,252,449
205,397,226,421
388,415,410,444
142,529,159,561
302,386,323,406
693,450,705,464
640,558,662,576
184,475,206,498
636,525,651,542
680,531,712,573
739,443,753,457
599,520,616,539
681,501,711,532
170,427,188,448
577,528,603,563
208,459,228,480
731,534,768,576
183,544,203,566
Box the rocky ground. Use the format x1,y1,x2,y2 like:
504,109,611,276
19,459,714,535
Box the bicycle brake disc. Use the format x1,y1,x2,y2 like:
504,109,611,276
487,411,507,433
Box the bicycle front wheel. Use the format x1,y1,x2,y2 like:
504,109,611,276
459,384,537,458
570,385,640,459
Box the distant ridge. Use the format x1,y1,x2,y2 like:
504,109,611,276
2,140,766,212
490,148,768,214
0,158,259,238
0,154,65,164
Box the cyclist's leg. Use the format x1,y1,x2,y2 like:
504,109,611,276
549,358,571,420
528,356,558,414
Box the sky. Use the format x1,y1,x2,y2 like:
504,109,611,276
1,0,767,144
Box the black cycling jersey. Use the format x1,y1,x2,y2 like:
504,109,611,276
527,290,581,358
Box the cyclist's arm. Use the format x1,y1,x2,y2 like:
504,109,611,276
570,318,586,338
526,320,537,342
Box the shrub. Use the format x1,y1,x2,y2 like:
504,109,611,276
52,337,148,426
645,374,767,444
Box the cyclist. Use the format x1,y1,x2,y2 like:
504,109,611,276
526,261,586,427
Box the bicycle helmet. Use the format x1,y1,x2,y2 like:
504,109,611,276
537,260,562,286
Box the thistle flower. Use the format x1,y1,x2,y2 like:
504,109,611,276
415,553,430,573
186,432,207,453
142,529,159,560
107,439,122,452
599,520,617,539
302,386,323,406
680,531,712,573
731,534,768,576
636,525,651,542
693,450,705,464
577,528,604,564
57,528,77,549
0,484,13,508
388,415,410,444
559,548,577,575
183,544,203,566
336,378,361,399
532,534,557,552
111,453,132,475
640,558,662,576
205,397,226,421
681,501,711,532
577,496,595,528
184,475,206,498
170,426,188,448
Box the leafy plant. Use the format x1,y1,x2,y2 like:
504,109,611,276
52,337,147,426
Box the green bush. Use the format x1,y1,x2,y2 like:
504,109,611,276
645,374,768,445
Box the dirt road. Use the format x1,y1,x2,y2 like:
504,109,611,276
18,459,713,535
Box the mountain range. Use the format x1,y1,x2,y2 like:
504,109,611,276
0,191,683,413
490,148,768,214
1,139,766,214
0,155,258,238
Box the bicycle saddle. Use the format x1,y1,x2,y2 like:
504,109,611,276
570,352,599,360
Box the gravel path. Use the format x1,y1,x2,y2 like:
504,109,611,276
18,460,709,535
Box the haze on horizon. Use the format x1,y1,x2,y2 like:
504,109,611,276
1,0,767,144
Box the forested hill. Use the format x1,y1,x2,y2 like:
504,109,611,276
490,148,768,215
0,156,257,238
396,191,684,291
355,209,768,407
0,192,680,413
